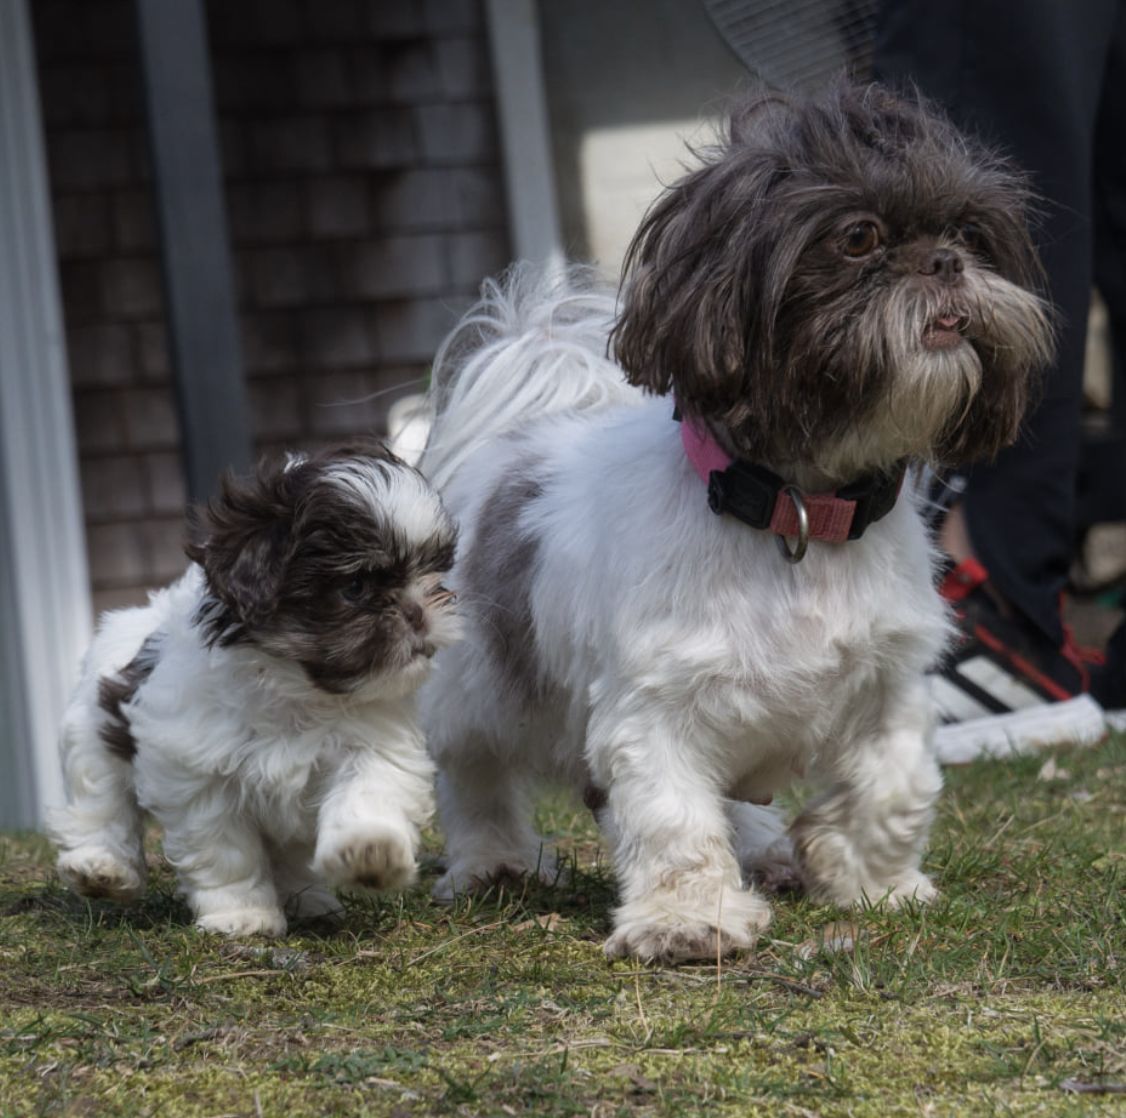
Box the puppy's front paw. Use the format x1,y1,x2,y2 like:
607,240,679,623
314,827,416,892
195,907,287,937
57,847,146,902
604,886,772,964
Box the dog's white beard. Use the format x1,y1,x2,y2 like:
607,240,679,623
817,265,1049,482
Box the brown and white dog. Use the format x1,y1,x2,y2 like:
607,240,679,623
418,83,1053,962
51,445,459,935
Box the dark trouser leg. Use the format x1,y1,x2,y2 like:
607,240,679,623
875,0,1121,646
1091,4,1126,704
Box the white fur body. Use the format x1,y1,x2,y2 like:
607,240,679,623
52,457,456,936
421,272,948,960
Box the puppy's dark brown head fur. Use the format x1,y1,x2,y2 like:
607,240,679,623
186,443,458,695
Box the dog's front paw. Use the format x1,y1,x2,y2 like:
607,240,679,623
195,907,287,937
804,867,938,909
604,886,772,964
884,871,937,907
56,847,146,902
727,802,803,894
314,827,416,892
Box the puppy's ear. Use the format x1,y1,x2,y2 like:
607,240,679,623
185,458,308,626
611,96,793,418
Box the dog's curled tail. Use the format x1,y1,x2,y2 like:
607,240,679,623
420,262,636,491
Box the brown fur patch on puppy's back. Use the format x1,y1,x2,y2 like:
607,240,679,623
97,635,162,761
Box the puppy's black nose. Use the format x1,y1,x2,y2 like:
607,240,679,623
403,601,427,634
920,248,964,283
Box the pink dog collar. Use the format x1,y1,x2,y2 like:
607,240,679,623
678,413,904,560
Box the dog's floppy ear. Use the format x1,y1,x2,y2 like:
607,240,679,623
185,456,310,626
611,95,794,417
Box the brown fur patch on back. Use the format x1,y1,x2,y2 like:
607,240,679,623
460,462,546,701
97,635,162,762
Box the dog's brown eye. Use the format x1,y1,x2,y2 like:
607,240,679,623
842,221,880,258
958,222,985,252
341,574,367,603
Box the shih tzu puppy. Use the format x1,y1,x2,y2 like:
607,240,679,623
51,445,459,936
418,83,1053,962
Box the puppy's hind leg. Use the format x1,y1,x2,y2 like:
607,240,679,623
50,706,147,903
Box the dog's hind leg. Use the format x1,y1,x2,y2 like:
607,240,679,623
270,841,343,922
791,678,943,908
424,634,556,901
431,740,549,902
727,801,802,893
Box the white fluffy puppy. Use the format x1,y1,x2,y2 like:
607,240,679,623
51,444,459,936
418,85,1053,962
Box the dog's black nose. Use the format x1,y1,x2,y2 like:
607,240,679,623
920,248,964,283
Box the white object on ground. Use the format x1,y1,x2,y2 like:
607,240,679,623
934,693,1110,765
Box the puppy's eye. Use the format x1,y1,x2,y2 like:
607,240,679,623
842,221,881,258
341,574,367,603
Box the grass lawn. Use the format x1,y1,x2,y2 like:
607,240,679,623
1,731,1122,1117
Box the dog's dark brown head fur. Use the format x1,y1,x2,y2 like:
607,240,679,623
611,82,1054,481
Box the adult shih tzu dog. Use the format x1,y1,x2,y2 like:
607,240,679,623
418,82,1054,962
51,445,459,936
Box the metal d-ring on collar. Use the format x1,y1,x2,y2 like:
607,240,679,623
776,484,809,564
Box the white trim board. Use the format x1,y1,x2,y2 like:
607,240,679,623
485,0,565,275
0,0,92,828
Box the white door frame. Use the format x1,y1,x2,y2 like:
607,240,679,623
0,0,92,829
485,0,565,273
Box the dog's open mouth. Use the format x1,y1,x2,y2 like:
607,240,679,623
922,311,969,351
